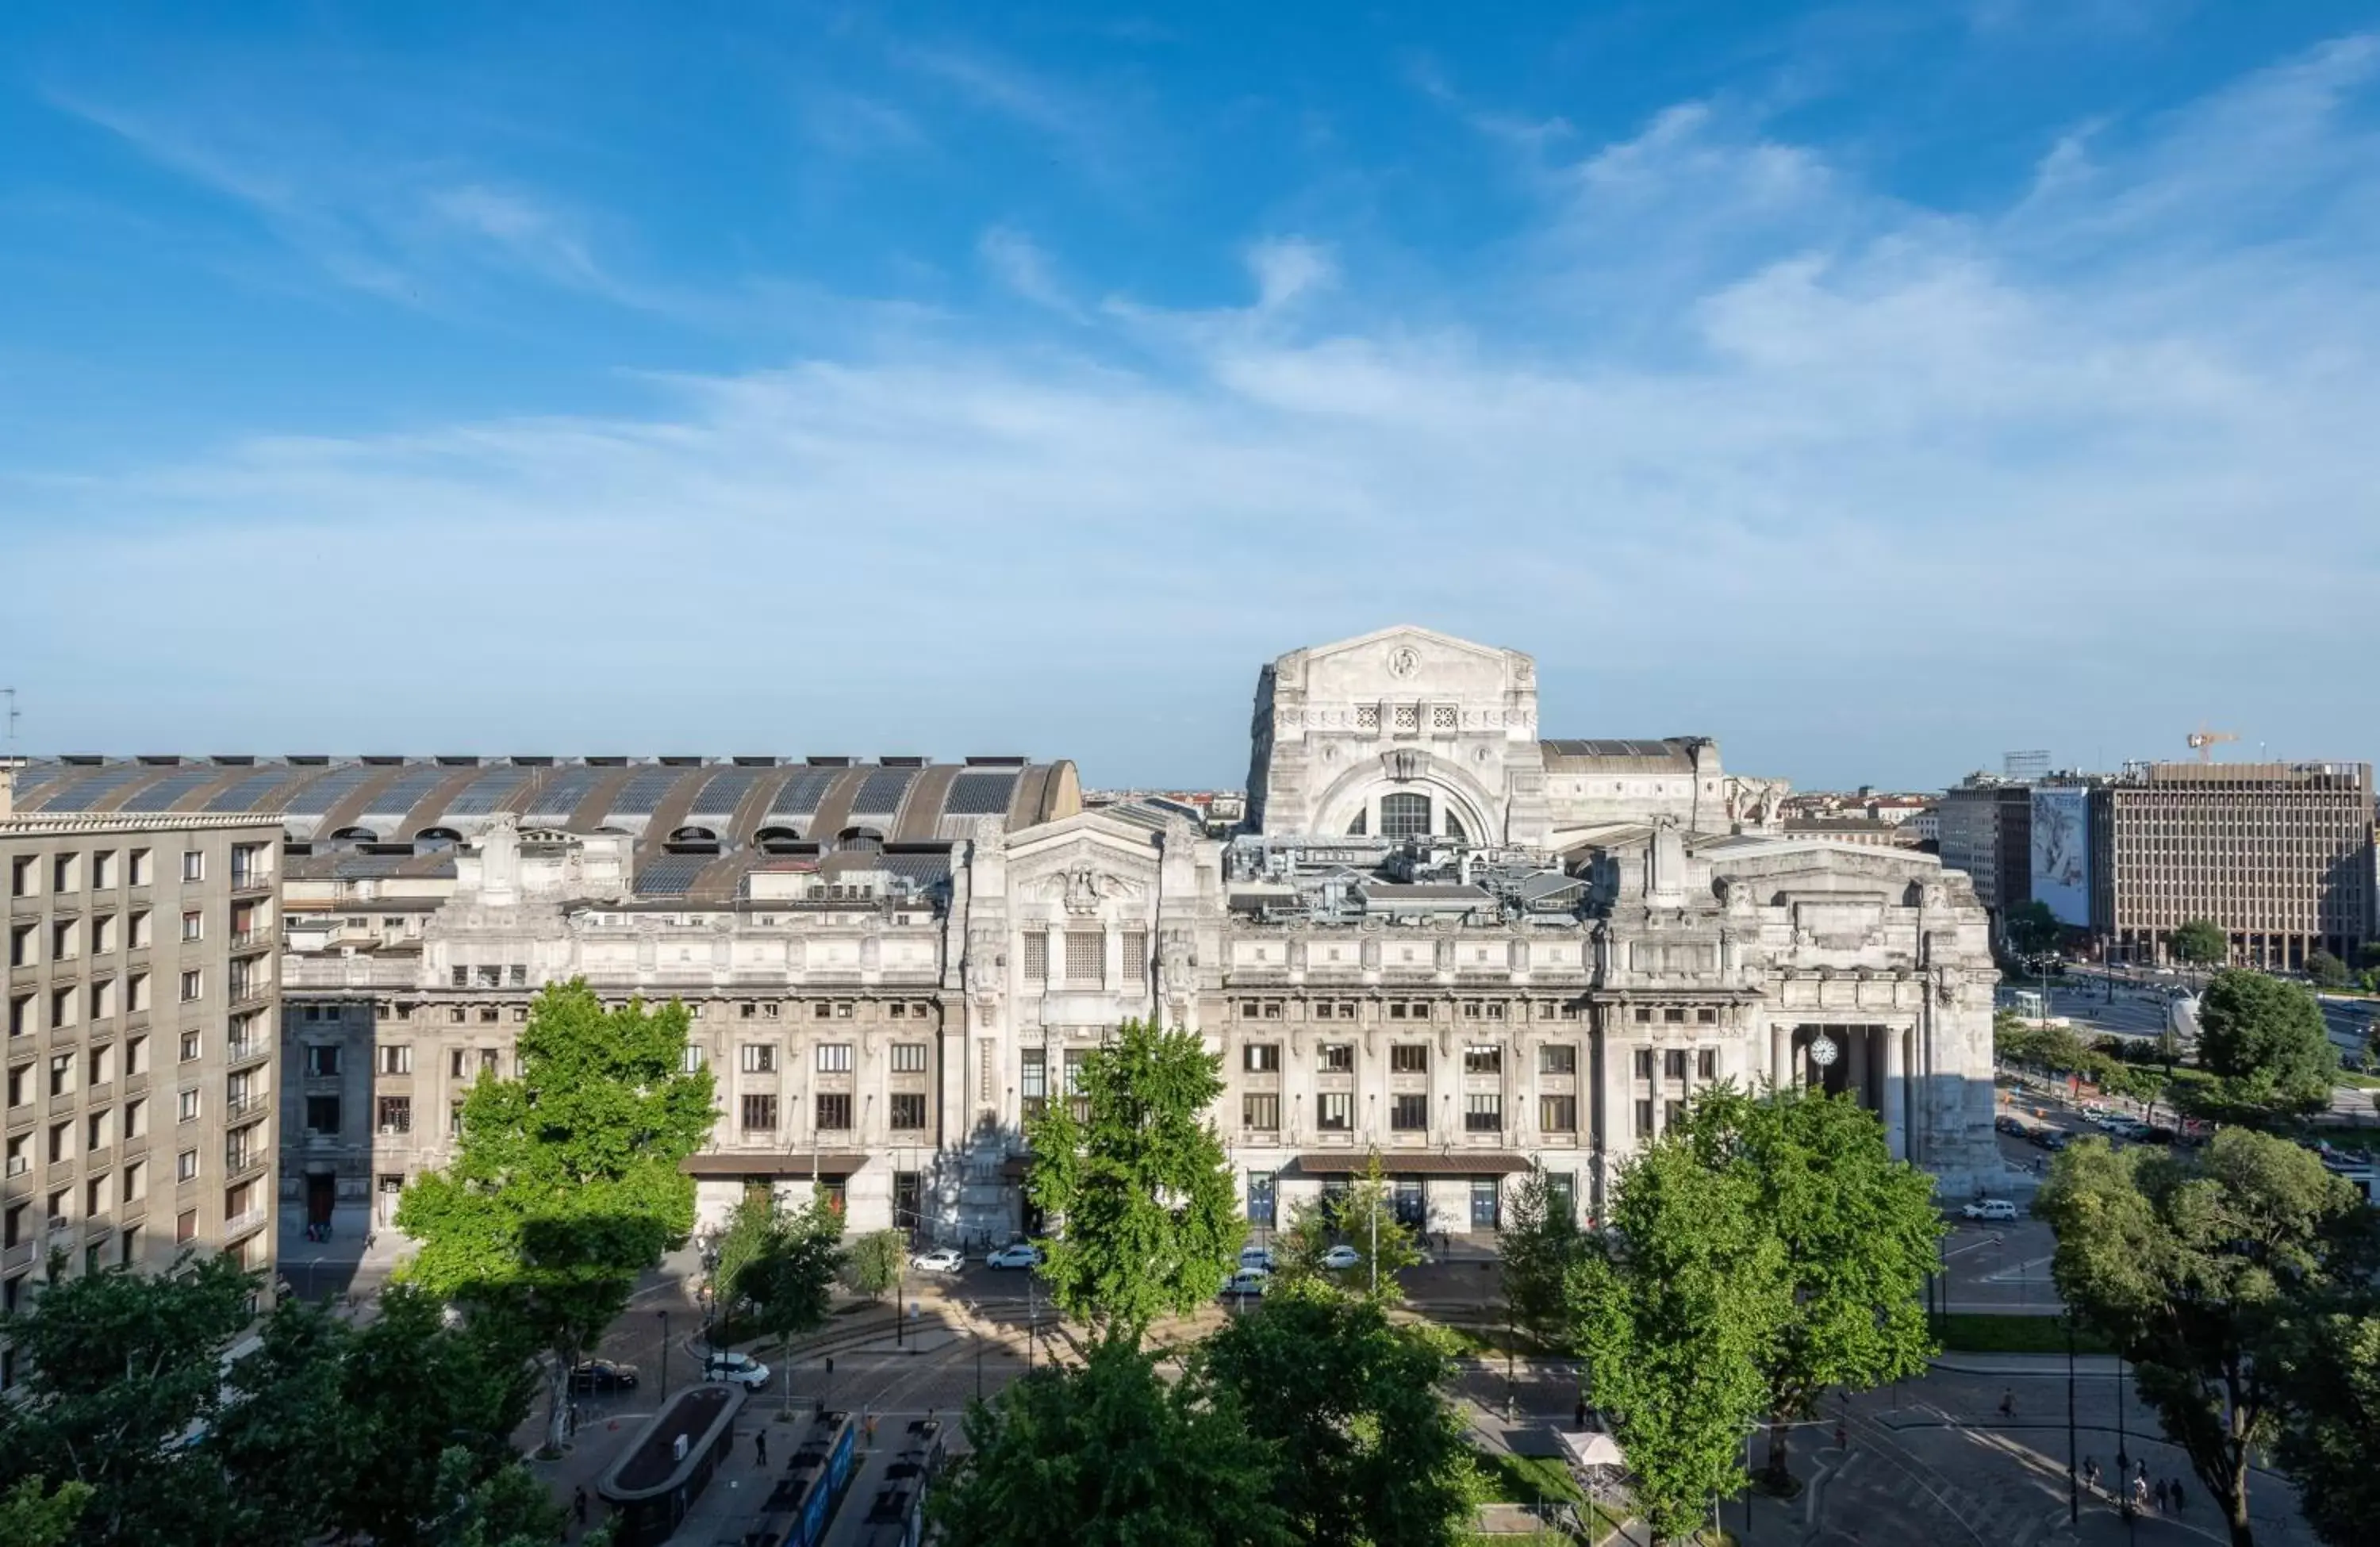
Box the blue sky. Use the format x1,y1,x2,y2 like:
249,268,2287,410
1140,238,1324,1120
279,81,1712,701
5,2,2378,790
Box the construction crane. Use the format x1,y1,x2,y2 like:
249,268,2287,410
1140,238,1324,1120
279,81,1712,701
2186,724,2238,762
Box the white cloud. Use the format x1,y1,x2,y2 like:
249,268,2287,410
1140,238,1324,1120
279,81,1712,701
9,39,2380,784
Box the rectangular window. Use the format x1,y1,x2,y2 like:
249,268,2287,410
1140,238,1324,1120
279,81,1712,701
1664,1050,1687,1081
1242,1093,1280,1131
450,1102,466,1137
301,1043,339,1077
179,969,202,1004
1665,1099,1686,1130
1696,1049,1718,1081
49,920,75,962
1663,1007,1687,1024
90,914,116,954
1389,1093,1428,1130
890,1042,928,1073
1633,1049,1654,1079
178,1088,201,1123
179,1031,202,1063
739,1044,777,1074
1244,1042,1280,1073
1464,1093,1503,1131
889,1092,927,1130
1696,1007,1718,1024
739,1093,779,1131
305,1095,340,1134
7,924,32,969
1063,931,1104,985
177,1151,200,1184
1389,1044,1428,1073
181,910,204,942
1123,931,1148,981
1023,933,1047,981
181,851,205,883
1318,1042,1353,1073
129,850,151,888
124,1097,145,1138
52,854,78,893
816,1043,853,1073
48,1053,72,1098
7,857,33,898
1019,1048,1046,1118
1464,1045,1503,1075
1317,1091,1352,1130
1540,1094,1578,1132
1539,1044,1576,1076
378,1045,411,1076
509,965,527,988
1635,1098,1655,1136
6,994,28,1038
50,988,74,1030
451,966,469,988
681,1045,705,1073
376,1096,411,1134
815,1092,852,1130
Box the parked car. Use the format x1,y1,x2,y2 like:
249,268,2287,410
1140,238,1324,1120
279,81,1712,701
2024,1127,2058,1149
911,1246,965,1273
985,1242,1043,1270
1962,1199,2021,1222
1320,1245,1361,1270
1994,1115,2029,1135
1221,1269,1270,1298
568,1359,639,1395
703,1351,772,1390
1238,1246,1275,1273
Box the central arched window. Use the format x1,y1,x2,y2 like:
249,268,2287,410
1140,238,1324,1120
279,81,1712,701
1445,809,1468,842
1380,792,1432,839
1345,808,1368,836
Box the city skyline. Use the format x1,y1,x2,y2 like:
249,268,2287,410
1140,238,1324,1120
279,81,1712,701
6,4,2380,788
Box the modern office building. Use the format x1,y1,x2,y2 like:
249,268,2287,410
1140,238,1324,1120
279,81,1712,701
1935,776,2033,923
2092,760,2376,969
2,762,280,1385
3,628,2004,1249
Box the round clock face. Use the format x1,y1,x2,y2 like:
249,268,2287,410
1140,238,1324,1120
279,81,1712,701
1807,1034,1841,1068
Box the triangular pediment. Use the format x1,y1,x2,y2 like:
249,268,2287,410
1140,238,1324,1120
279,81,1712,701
1296,624,1514,670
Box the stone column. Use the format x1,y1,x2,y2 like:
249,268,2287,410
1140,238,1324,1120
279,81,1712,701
1772,1023,1791,1091
1883,1024,1909,1161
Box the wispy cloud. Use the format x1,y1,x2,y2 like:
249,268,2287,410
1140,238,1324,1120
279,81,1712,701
10,38,2380,781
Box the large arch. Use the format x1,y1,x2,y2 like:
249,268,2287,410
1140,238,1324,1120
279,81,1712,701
1308,753,1499,843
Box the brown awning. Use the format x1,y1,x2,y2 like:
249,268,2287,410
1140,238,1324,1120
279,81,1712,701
681,1152,871,1179
1290,1152,1531,1177
999,1157,1035,1181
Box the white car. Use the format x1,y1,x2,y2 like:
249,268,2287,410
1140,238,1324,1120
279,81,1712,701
985,1242,1042,1270
1962,1199,2021,1222
911,1246,965,1273
1221,1268,1269,1298
1320,1245,1361,1271
1238,1246,1275,1273
703,1350,772,1390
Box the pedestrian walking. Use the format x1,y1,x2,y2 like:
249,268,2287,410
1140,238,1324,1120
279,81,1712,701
755,1429,768,1468
2168,1478,2186,1514
1998,1388,2016,1420
2152,1480,2168,1512
573,1488,588,1526
1834,1422,1847,1451
864,1411,877,1445
2082,1457,2098,1494
1574,1398,1587,1432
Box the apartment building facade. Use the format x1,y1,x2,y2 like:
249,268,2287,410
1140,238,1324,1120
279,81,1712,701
2090,760,2377,969
2,781,279,1384
1935,777,2033,923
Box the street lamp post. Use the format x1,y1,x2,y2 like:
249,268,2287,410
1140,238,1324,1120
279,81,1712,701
2062,1315,2079,1524
657,1309,670,1401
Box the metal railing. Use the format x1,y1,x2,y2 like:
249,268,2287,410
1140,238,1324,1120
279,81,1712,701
221,1207,269,1238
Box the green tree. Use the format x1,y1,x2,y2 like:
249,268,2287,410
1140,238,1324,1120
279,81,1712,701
396,981,717,1453
2304,950,2348,988
737,1190,844,1412
1202,1283,1482,1546
2006,899,2063,961
1026,1019,1241,1339
1498,1163,1587,1351
841,1230,906,1303
930,1338,1290,1547
422,1446,573,1547
708,1188,777,1327
1568,1130,1789,1543
2171,919,2230,966
2359,941,2380,973
1658,1086,1941,1491
0,1478,91,1547
326,1286,541,1547
2274,1308,2380,1547
2194,969,2339,1122
1332,1150,1425,1302
2036,1129,2374,1547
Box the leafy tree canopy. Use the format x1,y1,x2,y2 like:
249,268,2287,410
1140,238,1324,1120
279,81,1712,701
1499,1163,1588,1351
2274,1307,2380,1547
0,1477,90,1547
1202,1284,1481,1547
2194,970,2339,1121
1026,1019,1241,1338
930,1338,1290,1547
2006,900,2063,961
396,981,716,1452
2303,950,2348,988
2036,1129,2374,1547
841,1230,905,1303
2171,919,2230,966
737,1189,844,1412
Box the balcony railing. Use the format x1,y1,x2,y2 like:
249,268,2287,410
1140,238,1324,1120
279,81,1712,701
225,1146,267,1177
225,1038,271,1067
221,1207,269,1239
228,928,275,950
227,984,272,1008
223,1092,267,1120
229,869,273,892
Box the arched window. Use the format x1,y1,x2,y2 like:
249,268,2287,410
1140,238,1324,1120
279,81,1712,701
1444,809,1467,842
1345,809,1368,836
1380,793,1431,839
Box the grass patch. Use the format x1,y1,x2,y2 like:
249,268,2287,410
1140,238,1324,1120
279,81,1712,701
1938,1313,2113,1356
2336,1071,2380,1091
1470,1448,1584,1506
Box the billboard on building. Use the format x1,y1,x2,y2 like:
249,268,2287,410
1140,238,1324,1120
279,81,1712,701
2029,786,2090,926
